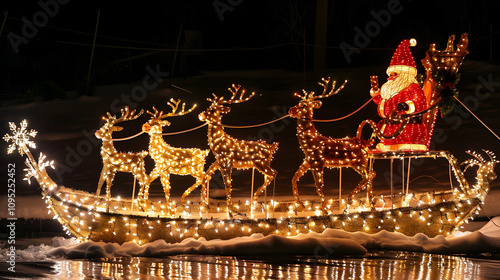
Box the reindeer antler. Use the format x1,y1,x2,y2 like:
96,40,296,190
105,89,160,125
164,98,196,117
315,77,348,99
146,107,164,119
219,84,255,104
294,89,310,101
147,99,196,119
294,77,347,101
103,106,143,124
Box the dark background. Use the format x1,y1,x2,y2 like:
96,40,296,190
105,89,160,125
1,0,499,96
1,0,500,201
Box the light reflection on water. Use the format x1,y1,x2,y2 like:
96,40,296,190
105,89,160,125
42,252,500,279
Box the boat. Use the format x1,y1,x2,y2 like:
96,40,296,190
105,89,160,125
4,34,498,244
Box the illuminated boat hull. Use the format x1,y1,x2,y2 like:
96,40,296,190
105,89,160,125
9,123,498,244
42,184,486,244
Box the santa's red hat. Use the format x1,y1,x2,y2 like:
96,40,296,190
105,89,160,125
387,38,417,77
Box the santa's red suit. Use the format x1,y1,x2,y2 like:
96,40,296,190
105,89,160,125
371,38,429,152
373,83,428,150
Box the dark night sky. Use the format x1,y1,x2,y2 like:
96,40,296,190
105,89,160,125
2,0,500,198
2,0,499,91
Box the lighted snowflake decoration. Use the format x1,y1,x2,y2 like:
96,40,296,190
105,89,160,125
24,152,54,184
3,120,37,155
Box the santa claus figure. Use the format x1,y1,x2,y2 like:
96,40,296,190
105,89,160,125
370,39,428,152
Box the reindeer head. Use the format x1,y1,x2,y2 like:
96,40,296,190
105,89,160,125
462,150,499,182
289,77,347,120
142,98,196,134
95,106,143,140
199,84,255,125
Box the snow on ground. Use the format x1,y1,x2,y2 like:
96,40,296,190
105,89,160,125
1,217,500,261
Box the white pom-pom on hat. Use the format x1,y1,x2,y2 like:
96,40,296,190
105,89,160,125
409,38,417,47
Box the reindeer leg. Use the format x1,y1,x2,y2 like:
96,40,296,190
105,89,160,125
96,167,107,197
160,173,172,215
182,172,204,203
105,171,116,201
347,173,363,209
219,166,234,218
142,167,161,201
292,161,310,206
134,164,148,188
133,164,148,198
184,162,219,207
311,167,328,214
348,166,376,210
133,165,149,211
138,167,160,211
182,159,215,204
366,170,376,210
252,163,277,200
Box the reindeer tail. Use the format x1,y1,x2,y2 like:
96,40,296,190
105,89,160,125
361,138,376,148
202,149,210,158
270,142,279,154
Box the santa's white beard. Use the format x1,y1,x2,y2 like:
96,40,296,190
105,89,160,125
380,73,417,100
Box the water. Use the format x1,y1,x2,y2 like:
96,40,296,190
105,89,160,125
3,252,500,279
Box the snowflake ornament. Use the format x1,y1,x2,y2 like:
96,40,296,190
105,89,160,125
3,120,37,155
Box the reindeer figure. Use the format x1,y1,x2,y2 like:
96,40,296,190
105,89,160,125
289,77,375,213
141,99,209,211
199,85,279,214
95,106,148,200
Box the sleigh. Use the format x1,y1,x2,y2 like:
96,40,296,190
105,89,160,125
347,34,473,207
4,34,498,244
